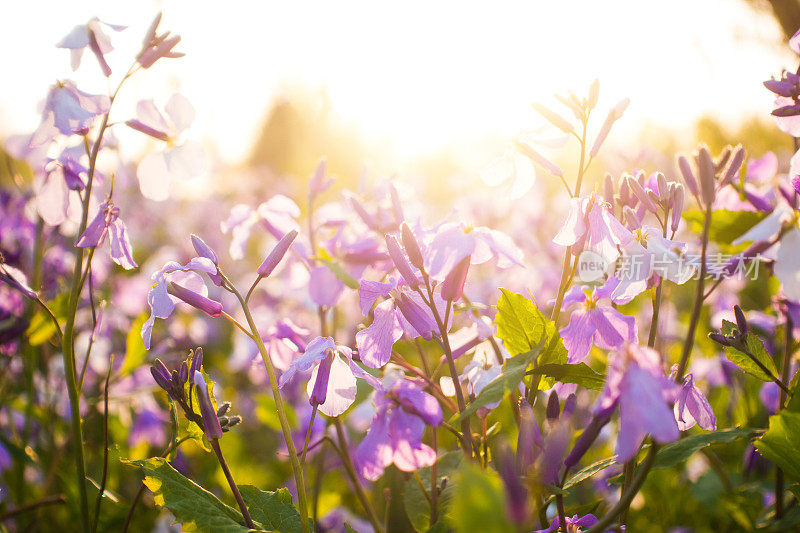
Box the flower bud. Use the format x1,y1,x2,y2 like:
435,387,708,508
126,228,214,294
308,158,332,200
618,176,631,205
587,79,600,109
395,293,436,340
191,234,218,265
623,206,641,229
178,361,188,384
257,229,298,278
563,393,577,418
349,196,378,230
193,371,223,440
719,145,745,187
400,223,425,270
670,184,684,232
310,350,335,406
708,332,733,347
189,347,203,377
167,282,223,317
695,146,716,206
546,391,560,421
532,102,574,134
150,359,172,391
677,155,700,198
514,140,564,177
656,172,668,200
386,234,419,287
441,255,470,301
627,175,657,211
734,305,748,335
603,173,615,203
389,183,404,227
564,405,613,469
216,401,231,417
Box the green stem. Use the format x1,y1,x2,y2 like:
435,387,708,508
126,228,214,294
210,439,255,529
332,419,385,533
91,357,113,533
776,314,794,520
228,281,310,533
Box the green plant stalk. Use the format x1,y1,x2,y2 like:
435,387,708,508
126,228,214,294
332,419,384,533
776,314,794,520
210,439,255,529
229,285,310,533
675,206,712,380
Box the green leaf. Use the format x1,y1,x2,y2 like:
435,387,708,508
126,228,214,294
653,427,755,470
239,485,304,533
404,452,462,532
755,403,800,480
448,463,512,533
683,209,767,245
724,333,779,382
25,293,68,346
452,345,541,424
120,313,148,376
123,457,249,533
562,456,618,491
494,288,568,388
528,363,604,390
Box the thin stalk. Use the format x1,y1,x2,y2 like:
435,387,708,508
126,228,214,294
0,495,67,522
675,207,712,380
226,279,310,533
91,356,113,533
430,428,439,526
210,439,255,529
776,314,794,520
332,419,385,533
301,404,319,466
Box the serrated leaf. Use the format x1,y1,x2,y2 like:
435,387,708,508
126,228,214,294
239,485,304,533
528,363,604,390
404,452,461,532
494,288,568,388
120,313,148,376
653,427,754,470
452,345,541,424
123,457,249,532
724,333,779,382
683,209,767,245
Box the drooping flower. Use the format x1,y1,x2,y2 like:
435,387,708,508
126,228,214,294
558,283,637,363
353,371,443,481
141,257,219,349
76,200,137,270
674,373,716,431
596,343,679,462
279,336,358,417
30,81,110,146
127,94,205,201
57,18,126,76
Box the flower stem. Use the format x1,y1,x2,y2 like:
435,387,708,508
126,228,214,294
776,313,794,520
332,418,385,533
210,439,255,529
91,356,113,533
228,282,310,533
676,206,712,380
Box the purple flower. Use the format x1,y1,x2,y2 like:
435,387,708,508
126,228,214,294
258,230,298,277
57,18,126,76
674,373,716,431
221,196,301,260
127,94,205,201
352,373,442,481
559,284,637,363
426,222,524,279
279,337,357,417
355,278,449,368
76,201,137,270
596,344,679,462
30,81,110,146
141,257,219,349
554,195,631,266
534,514,603,533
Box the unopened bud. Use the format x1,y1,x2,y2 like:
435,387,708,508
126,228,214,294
401,223,425,270
696,146,716,206
677,155,700,198
734,305,748,335
627,175,657,211
257,229,298,277
719,145,745,187
532,102,574,134
441,255,470,301
670,185,684,232
546,391,560,421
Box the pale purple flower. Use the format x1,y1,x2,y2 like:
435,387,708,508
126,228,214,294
221,196,301,260
554,195,631,266
426,222,524,279
559,285,637,363
141,257,219,349
353,373,442,481
128,94,205,201
355,278,449,368
674,373,716,431
30,81,110,146
534,514,602,533
596,344,679,462
279,336,357,417
309,266,345,307
57,18,126,76
76,201,137,270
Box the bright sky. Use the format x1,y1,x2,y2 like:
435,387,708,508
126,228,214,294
0,0,792,166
